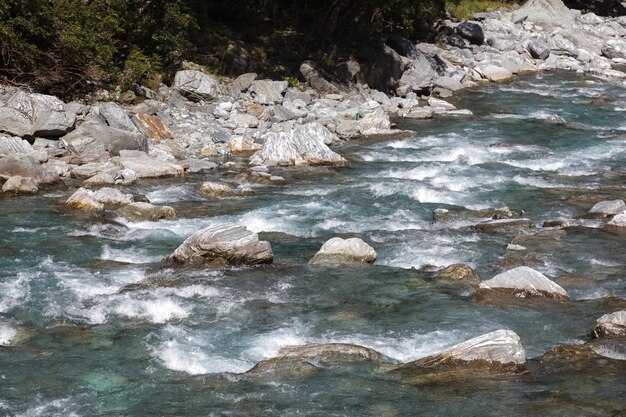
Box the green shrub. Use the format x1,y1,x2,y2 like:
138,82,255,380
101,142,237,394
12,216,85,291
446,0,517,19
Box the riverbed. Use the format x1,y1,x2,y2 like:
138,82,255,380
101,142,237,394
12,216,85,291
1,72,626,416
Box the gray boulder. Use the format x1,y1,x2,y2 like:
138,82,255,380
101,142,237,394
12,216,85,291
0,91,76,137
0,136,35,157
98,102,138,132
606,213,626,233
456,22,485,45
300,61,340,94
92,187,134,206
528,39,551,60
512,0,576,28
116,202,176,222
60,120,147,162
593,311,626,338
249,80,287,104
260,343,383,368
115,150,184,179
0,155,58,185
249,123,347,167
2,176,38,194
310,237,377,265
479,266,569,299
165,223,273,267
173,70,219,100
392,330,526,383
589,199,625,215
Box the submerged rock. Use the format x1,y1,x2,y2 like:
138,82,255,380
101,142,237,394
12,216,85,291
116,202,176,222
309,237,377,265
249,123,347,167
593,311,626,338
245,357,318,379
435,264,480,286
391,330,526,383
479,266,568,299
165,223,273,267
275,343,383,366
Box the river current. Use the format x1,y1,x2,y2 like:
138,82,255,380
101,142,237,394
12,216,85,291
1,73,626,416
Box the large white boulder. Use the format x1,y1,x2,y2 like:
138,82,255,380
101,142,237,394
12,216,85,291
593,311,626,338
309,237,377,264
173,70,219,100
479,266,568,299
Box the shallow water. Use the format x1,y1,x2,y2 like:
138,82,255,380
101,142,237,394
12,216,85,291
1,73,626,416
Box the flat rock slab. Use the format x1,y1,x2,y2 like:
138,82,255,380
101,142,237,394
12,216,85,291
115,150,184,179
589,199,625,215
479,266,569,299
474,218,532,232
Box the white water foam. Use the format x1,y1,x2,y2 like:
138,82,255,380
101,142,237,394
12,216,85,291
100,244,162,264
0,322,17,346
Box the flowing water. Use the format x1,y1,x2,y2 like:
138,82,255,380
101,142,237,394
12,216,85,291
1,73,626,416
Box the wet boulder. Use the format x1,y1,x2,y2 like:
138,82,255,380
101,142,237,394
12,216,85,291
589,199,625,215
92,187,134,206
165,223,273,267
65,188,105,214
60,120,148,162
249,123,348,167
116,202,176,222
479,266,569,300
456,22,485,45
435,264,480,286
593,311,626,338
605,213,626,233
391,330,526,383
173,70,219,100
2,176,38,194
310,237,377,265
244,357,318,379
277,343,383,366
474,218,532,232
194,181,238,198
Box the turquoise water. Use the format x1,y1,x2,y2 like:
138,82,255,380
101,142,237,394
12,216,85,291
1,73,626,416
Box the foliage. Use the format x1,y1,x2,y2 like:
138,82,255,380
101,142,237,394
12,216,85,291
446,0,517,19
0,0,447,98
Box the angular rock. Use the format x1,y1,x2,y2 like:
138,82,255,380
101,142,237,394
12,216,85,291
228,136,262,155
92,187,134,206
479,266,569,299
474,218,532,232
249,80,286,104
0,91,76,137
606,213,626,233
165,223,273,267
194,181,237,198
2,176,38,194
60,120,148,162
589,199,625,215
185,159,217,173
300,61,340,94
116,202,176,222
0,155,58,185
475,64,513,82
65,188,105,214
310,237,377,265
131,114,173,140
593,311,626,338
115,150,184,179
0,136,34,157
173,70,219,100
99,102,138,132
512,0,576,28
428,97,456,111
528,39,551,60
232,73,257,92
250,124,347,167
456,22,485,45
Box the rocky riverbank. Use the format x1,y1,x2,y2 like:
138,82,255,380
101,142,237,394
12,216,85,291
1,0,626,203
